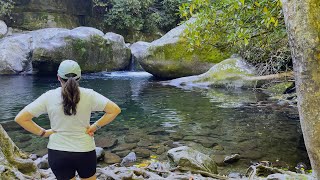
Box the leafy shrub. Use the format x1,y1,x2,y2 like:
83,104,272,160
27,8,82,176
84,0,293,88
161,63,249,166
0,0,14,17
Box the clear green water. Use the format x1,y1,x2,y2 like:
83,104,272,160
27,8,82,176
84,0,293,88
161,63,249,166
0,72,309,174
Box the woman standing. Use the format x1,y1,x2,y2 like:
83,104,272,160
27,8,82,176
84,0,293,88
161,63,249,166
15,60,121,180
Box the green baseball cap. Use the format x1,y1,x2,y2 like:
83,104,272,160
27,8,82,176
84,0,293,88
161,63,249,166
57,60,81,79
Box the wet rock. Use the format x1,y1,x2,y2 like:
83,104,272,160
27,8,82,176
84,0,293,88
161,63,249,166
167,146,218,174
134,148,152,158
35,148,48,157
224,154,240,164
164,140,179,148
34,154,49,169
95,137,118,148
170,132,185,141
211,154,226,166
183,136,198,141
137,139,153,147
112,143,137,152
148,129,170,136
104,152,121,164
96,147,105,161
241,151,264,160
213,144,224,151
156,145,166,155
114,150,130,158
198,139,217,148
124,135,140,143
17,134,32,142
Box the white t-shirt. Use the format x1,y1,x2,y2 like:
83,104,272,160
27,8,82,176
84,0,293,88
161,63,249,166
23,87,109,152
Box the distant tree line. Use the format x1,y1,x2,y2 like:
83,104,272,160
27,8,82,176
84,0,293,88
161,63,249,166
93,0,185,33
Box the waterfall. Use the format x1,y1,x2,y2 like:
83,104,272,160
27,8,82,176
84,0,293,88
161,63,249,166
129,55,136,71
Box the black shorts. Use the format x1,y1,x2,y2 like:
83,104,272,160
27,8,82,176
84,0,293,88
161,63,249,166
48,149,97,180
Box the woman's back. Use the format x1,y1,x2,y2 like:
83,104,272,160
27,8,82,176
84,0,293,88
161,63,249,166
23,87,109,152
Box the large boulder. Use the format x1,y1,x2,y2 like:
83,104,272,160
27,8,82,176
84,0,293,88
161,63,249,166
0,34,33,74
0,124,40,179
131,17,231,79
167,146,218,174
167,57,257,89
0,27,131,74
6,0,93,30
0,20,8,38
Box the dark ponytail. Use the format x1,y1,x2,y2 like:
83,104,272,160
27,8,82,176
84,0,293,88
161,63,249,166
61,75,80,116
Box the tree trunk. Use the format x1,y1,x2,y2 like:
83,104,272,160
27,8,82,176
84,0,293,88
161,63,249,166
282,0,320,178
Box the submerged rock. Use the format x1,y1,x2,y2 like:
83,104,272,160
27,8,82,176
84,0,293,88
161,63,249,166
167,146,218,174
104,152,121,164
0,27,131,74
95,137,118,148
132,17,230,79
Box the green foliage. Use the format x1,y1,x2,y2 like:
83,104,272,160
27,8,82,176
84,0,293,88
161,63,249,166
179,0,291,75
94,0,184,33
0,0,14,17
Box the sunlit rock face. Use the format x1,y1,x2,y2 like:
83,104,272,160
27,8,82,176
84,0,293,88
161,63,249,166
131,17,231,79
0,27,131,75
6,0,93,30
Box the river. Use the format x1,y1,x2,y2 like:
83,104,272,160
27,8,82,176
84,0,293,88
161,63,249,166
0,72,309,174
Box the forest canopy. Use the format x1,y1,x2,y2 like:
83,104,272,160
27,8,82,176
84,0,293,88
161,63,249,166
179,0,291,75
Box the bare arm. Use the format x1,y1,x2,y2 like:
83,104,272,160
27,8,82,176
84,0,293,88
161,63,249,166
87,101,121,135
15,111,54,137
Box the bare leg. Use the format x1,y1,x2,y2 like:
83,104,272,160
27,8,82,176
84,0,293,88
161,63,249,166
81,174,97,180
70,177,76,180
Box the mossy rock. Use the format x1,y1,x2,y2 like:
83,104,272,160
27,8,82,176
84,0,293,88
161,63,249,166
32,35,113,74
265,82,294,95
168,57,257,89
135,17,231,79
139,40,230,79
0,124,40,179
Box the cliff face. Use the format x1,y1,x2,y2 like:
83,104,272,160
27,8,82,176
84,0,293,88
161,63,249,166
5,0,93,30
